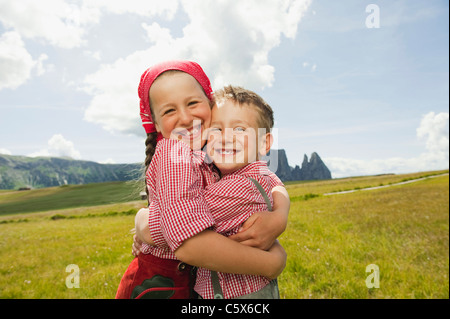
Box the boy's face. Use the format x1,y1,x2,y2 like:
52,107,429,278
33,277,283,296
207,100,271,175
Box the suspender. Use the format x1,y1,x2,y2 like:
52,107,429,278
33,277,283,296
211,177,272,299
248,177,272,211
211,270,224,299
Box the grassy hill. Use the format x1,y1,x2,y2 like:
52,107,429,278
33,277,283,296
0,170,448,299
0,181,143,216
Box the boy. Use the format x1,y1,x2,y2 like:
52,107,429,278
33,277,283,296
137,85,289,299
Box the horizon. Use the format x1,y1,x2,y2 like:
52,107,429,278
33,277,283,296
1,151,448,182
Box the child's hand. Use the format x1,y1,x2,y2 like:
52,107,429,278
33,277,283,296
229,211,280,251
132,234,143,257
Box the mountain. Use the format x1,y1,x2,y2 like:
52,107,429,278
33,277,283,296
293,152,332,181
0,150,332,190
262,150,332,182
0,154,142,190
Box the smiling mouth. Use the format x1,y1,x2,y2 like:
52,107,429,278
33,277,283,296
175,124,202,140
215,148,241,156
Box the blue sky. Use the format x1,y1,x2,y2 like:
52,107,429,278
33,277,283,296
0,0,448,178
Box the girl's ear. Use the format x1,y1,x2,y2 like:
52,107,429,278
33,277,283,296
153,110,161,133
154,122,161,133
259,132,273,157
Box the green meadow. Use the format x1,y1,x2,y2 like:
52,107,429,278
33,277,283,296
0,171,448,299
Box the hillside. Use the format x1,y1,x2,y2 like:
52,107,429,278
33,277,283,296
0,150,332,190
0,154,142,190
0,181,143,216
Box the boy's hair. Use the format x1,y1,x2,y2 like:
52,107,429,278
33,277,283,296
214,85,274,132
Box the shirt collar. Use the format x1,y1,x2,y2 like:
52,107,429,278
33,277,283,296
224,161,271,178
192,149,208,165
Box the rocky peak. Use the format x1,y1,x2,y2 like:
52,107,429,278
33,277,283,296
296,152,331,181
263,150,332,181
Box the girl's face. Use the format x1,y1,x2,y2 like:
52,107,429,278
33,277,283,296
149,72,212,150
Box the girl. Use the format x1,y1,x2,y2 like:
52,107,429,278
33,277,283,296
116,61,287,299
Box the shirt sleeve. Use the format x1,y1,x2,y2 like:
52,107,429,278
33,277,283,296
150,139,214,252
268,171,284,188
147,201,167,249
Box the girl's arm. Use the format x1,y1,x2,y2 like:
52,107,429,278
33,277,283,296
228,186,290,250
174,230,286,279
135,208,155,246
152,139,215,253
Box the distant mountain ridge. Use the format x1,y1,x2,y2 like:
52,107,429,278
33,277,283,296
0,150,332,190
0,154,142,190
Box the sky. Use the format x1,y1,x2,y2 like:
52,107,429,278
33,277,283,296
0,0,448,178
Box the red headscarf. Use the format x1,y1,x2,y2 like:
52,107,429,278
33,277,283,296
138,60,213,139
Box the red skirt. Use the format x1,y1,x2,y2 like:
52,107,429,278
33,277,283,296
115,253,195,299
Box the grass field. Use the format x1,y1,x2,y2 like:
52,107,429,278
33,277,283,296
0,181,143,216
0,170,448,299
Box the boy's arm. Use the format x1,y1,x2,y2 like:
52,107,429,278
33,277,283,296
175,230,286,279
228,185,290,250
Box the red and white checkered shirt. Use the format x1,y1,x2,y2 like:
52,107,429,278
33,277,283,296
146,153,284,299
140,138,219,259
195,161,283,299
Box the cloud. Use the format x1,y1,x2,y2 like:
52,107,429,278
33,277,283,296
0,148,11,155
0,0,180,49
416,111,449,156
324,112,449,178
98,158,116,164
28,134,81,159
84,0,179,19
0,0,100,49
83,50,102,61
0,31,48,90
302,61,317,72
82,53,146,135
177,0,311,89
82,0,312,135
